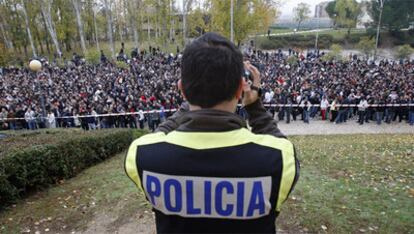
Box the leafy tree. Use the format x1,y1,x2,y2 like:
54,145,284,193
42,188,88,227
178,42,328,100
187,8,209,37
293,2,311,31
334,0,362,35
209,0,278,46
325,1,338,28
395,44,414,60
357,36,375,58
369,0,414,32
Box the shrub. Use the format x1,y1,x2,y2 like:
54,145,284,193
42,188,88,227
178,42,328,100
258,34,334,50
322,44,344,61
395,44,414,60
357,37,376,58
85,49,101,65
115,61,129,69
0,130,140,209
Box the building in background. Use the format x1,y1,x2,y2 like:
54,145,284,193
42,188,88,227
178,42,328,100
315,1,330,18
357,1,373,29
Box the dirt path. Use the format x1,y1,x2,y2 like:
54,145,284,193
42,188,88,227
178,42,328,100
277,120,414,136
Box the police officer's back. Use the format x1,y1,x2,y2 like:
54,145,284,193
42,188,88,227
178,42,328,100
125,33,300,233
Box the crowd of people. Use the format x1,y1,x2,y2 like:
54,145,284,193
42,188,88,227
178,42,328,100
0,45,413,131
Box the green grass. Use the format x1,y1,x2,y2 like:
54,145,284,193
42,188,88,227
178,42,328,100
0,134,413,233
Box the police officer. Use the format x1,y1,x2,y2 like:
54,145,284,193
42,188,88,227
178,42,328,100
125,33,300,233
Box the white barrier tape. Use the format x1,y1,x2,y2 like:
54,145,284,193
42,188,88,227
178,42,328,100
1,109,177,121
1,104,414,121
262,104,414,107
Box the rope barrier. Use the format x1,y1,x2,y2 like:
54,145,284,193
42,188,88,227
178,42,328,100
1,104,414,121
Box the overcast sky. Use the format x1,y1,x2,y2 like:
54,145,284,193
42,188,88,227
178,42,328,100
278,0,328,19
176,0,344,19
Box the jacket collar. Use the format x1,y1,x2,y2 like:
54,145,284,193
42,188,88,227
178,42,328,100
176,109,246,132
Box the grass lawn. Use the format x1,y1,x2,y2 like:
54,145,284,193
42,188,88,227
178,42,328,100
0,134,413,233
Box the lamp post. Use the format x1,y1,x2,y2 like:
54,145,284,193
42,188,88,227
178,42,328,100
230,0,234,43
29,59,46,124
374,0,384,60
315,6,320,50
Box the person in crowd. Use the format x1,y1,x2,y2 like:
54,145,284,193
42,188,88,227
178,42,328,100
302,99,311,124
138,108,145,129
320,96,329,121
24,108,36,130
357,96,369,125
47,110,56,128
0,107,8,130
375,97,386,125
408,95,414,126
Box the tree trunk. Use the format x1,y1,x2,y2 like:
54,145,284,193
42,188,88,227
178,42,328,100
40,10,51,54
183,0,186,45
182,0,192,46
122,0,129,40
34,24,45,54
0,21,13,49
41,0,62,58
104,0,115,59
21,0,36,57
129,0,139,50
147,15,151,41
72,0,87,55
113,0,123,43
93,7,100,52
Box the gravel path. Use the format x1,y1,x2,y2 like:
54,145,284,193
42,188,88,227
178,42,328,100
277,119,414,136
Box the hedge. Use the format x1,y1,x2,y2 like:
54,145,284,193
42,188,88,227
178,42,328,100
258,34,336,50
0,130,143,209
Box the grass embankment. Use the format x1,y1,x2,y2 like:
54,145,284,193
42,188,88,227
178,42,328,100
0,134,413,233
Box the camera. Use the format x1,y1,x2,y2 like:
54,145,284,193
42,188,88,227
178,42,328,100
243,63,262,82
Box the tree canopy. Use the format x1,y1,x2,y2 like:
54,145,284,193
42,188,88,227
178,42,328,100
369,0,414,32
334,0,362,35
0,0,279,63
293,2,311,31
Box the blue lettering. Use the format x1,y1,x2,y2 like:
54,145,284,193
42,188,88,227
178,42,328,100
204,181,212,215
164,179,182,212
186,181,201,214
215,181,234,216
247,181,265,217
146,175,161,205
236,182,245,217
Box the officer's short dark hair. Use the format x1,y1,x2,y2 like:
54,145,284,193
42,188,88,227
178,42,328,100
181,32,243,108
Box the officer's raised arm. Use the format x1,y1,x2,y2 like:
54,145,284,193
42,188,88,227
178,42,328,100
242,61,285,138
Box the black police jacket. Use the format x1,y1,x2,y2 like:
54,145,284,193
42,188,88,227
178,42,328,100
125,100,300,233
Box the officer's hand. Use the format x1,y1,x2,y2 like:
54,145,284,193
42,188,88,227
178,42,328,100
242,61,261,106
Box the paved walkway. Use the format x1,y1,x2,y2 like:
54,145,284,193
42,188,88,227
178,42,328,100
256,28,330,37
277,119,414,136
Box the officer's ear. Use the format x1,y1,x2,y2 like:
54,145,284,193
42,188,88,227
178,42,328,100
177,79,187,101
236,77,247,100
